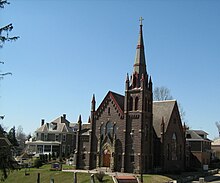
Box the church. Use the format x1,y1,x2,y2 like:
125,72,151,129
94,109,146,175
73,19,186,173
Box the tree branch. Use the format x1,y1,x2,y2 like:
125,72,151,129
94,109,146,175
0,0,9,9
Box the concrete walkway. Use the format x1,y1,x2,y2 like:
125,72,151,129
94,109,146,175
191,173,220,183
62,168,137,177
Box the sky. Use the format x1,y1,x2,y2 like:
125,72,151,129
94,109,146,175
0,0,220,139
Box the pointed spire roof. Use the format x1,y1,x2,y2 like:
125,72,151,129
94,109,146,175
78,115,82,124
92,94,96,103
133,17,147,76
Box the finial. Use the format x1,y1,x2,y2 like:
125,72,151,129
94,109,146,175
92,94,96,102
149,76,152,83
139,17,144,26
88,116,91,123
78,114,82,123
126,73,129,81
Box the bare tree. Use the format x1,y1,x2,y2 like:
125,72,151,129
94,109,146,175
16,125,26,145
153,86,173,101
215,121,220,137
153,86,187,125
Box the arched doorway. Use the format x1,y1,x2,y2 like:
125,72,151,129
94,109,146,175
103,149,111,167
102,143,112,167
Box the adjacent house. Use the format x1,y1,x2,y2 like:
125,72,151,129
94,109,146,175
186,130,211,169
211,138,220,160
25,114,77,157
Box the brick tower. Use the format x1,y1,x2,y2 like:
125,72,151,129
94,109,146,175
124,17,153,173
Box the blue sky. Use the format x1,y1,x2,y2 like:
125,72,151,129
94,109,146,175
1,0,220,139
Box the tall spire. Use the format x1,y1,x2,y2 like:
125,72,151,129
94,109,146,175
133,17,147,76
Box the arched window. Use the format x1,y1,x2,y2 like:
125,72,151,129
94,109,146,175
129,97,133,111
171,133,177,160
133,75,136,88
108,107,111,115
106,121,113,139
100,124,105,140
135,97,139,111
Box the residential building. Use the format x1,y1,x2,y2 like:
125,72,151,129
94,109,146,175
186,130,211,169
25,114,77,157
211,138,220,160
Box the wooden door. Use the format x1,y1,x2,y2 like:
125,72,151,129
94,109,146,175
103,153,110,167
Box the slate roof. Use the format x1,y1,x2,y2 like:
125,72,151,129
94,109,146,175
186,130,204,140
153,100,176,138
186,130,211,141
82,124,90,130
95,92,180,140
193,130,208,135
96,91,124,115
110,91,124,112
36,115,74,133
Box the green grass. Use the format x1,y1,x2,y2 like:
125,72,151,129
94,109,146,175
3,165,172,183
143,174,172,183
4,165,113,183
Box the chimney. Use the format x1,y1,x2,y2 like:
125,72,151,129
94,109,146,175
41,119,45,126
63,114,66,119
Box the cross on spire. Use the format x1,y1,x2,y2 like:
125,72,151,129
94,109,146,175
139,17,144,26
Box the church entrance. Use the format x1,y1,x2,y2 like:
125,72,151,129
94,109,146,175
103,149,111,167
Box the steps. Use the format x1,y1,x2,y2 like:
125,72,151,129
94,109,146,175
115,176,138,183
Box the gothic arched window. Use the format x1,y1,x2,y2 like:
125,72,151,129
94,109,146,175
135,97,139,111
106,121,113,139
171,133,177,160
129,97,133,111
100,124,105,140
133,75,136,88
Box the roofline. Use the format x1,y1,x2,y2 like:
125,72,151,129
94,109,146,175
109,91,124,114
96,91,124,116
192,130,209,135
186,139,212,142
153,100,177,103
35,131,74,134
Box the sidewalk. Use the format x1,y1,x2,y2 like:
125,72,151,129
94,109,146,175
62,168,136,177
191,173,220,183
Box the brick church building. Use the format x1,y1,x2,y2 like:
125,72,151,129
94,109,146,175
73,19,185,173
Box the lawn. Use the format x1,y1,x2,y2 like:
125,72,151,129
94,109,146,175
3,165,172,183
4,165,113,183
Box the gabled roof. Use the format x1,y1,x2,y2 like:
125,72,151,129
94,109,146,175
153,100,176,138
36,115,73,133
193,130,208,135
36,123,49,133
186,130,204,140
186,130,211,141
96,91,124,116
110,91,124,113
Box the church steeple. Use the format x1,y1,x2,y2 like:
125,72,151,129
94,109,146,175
132,17,147,88
133,17,147,76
